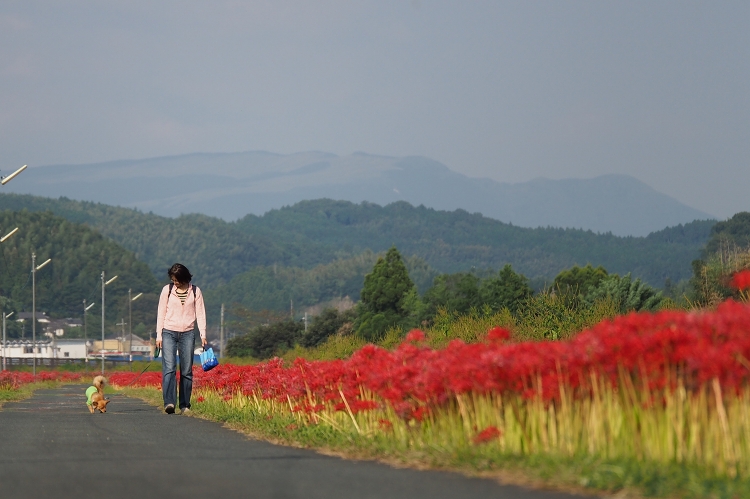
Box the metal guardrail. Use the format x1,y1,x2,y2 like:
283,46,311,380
0,357,159,370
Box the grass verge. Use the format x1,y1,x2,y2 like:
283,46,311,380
118,386,750,499
0,381,67,408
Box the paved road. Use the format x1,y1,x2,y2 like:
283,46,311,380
0,384,594,499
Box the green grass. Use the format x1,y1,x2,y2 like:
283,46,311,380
0,381,66,408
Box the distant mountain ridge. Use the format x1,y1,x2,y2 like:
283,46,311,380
3,151,713,236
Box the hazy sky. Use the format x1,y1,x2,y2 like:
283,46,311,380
1,1,747,218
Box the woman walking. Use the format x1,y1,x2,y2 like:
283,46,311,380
155,263,207,414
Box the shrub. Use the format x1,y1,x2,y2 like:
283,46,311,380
225,319,304,359
585,273,664,314
300,308,356,348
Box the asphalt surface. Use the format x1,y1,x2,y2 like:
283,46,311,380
0,384,595,499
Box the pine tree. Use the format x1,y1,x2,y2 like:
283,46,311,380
360,247,415,315
356,247,416,340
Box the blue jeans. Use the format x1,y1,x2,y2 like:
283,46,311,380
161,329,196,410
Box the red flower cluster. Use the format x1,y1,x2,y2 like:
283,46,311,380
486,326,511,343
0,371,33,389
0,370,83,390
115,299,750,421
109,371,162,387
473,426,502,445
404,329,426,343
730,269,750,291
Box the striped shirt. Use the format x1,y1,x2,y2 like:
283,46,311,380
176,288,188,305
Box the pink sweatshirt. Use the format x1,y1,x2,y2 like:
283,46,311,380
155,283,207,342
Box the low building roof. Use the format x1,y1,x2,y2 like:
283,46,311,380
16,312,51,321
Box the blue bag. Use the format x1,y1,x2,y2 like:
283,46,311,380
200,346,219,372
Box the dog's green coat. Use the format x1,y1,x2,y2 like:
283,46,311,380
85,385,98,406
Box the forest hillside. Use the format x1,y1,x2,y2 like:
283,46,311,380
0,209,159,337
0,194,714,289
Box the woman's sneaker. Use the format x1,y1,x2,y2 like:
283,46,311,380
164,404,175,414
181,407,192,416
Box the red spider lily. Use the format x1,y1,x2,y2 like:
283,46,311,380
486,326,511,343
378,419,393,430
730,269,750,291
109,371,161,388
473,426,502,444
0,371,83,390
114,300,750,427
410,406,430,421
0,371,30,389
405,329,426,343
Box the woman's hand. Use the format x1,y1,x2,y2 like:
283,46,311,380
201,337,207,347
156,340,162,349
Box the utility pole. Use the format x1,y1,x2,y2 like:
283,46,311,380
101,272,105,374
83,299,94,367
129,289,132,361
101,272,118,375
220,303,224,360
117,318,126,339
304,312,308,333
83,299,87,345
32,253,36,376
1,227,19,371
2,312,12,371
116,318,127,369
128,290,143,363
31,254,51,375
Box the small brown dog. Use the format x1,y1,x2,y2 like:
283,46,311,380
85,375,110,413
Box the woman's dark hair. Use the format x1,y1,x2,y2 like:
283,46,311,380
167,263,193,285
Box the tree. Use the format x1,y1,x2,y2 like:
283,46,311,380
690,247,750,306
301,308,356,348
585,273,664,313
422,272,481,318
225,319,304,359
704,212,750,257
229,305,289,332
359,247,415,315
690,213,750,305
479,264,533,314
553,264,608,297
355,247,416,340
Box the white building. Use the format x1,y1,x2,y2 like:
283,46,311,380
1,338,90,359
126,335,152,355
52,339,90,359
